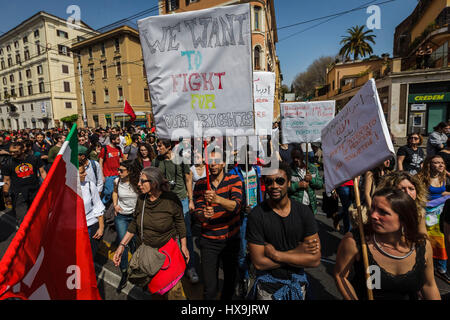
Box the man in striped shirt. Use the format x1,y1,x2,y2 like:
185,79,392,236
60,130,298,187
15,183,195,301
194,148,243,300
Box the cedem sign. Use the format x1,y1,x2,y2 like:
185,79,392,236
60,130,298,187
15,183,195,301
408,92,450,103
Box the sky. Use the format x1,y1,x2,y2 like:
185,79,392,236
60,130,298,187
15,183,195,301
0,0,419,87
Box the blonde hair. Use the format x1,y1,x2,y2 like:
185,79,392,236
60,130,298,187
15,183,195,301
418,155,446,187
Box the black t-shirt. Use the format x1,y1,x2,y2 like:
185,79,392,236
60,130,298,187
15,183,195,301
397,146,424,175
246,199,318,280
2,155,44,194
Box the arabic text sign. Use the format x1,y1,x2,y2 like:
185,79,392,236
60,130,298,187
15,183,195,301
254,72,275,134
281,101,335,143
321,79,395,193
138,4,254,139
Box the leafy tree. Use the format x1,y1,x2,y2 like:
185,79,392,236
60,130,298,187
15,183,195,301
339,25,376,61
292,56,335,100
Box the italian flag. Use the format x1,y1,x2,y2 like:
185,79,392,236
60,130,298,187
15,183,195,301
0,124,101,300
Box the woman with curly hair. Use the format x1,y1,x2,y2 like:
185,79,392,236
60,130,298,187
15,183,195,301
134,143,156,171
376,171,428,235
112,159,141,292
418,155,450,201
397,132,425,175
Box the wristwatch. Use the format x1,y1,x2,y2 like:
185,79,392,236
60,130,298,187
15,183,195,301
119,243,129,249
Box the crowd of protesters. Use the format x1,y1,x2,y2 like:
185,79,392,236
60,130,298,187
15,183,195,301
0,120,449,301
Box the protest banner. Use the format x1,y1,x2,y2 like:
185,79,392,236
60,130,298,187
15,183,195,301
281,101,335,144
138,4,254,140
321,79,395,194
254,71,275,134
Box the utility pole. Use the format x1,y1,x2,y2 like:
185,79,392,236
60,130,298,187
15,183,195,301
78,60,88,128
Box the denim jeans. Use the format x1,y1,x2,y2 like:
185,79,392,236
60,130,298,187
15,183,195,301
102,176,118,205
181,197,195,270
336,186,353,233
435,258,447,273
238,214,249,281
87,222,100,259
115,213,136,273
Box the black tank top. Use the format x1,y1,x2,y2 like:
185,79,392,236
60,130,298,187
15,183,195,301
350,230,426,300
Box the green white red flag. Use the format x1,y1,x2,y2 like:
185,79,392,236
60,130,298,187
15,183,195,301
0,124,101,300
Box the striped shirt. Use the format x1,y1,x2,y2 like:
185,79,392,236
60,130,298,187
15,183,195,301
194,173,243,240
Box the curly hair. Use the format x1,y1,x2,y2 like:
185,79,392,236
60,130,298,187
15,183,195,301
119,160,140,194
376,171,428,219
418,155,446,187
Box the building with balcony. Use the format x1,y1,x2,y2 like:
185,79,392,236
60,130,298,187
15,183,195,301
0,11,96,129
159,0,283,120
72,26,152,128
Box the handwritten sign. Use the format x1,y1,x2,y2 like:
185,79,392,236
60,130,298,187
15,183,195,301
138,4,253,139
321,79,395,193
254,72,275,134
281,101,335,143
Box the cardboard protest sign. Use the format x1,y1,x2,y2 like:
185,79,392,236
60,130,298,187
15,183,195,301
138,4,254,139
254,72,275,134
321,79,395,193
281,101,335,143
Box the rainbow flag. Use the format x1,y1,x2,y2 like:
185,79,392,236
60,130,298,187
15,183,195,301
426,196,449,261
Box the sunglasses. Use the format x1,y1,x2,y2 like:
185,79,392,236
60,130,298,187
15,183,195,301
264,177,286,186
139,179,151,184
409,137,419,140
118,168,126,173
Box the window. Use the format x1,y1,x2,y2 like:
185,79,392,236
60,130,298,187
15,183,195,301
6,45,11,52
62,65,69,74
90,67,94,80
144,88,150,101
34,29,39,38
19,85,23,97
88,47,93,58
10,74,14,83
24,49,30,60
30,103,34,111
104,88,109,102
37,65,43,75
28,83,33,95
0,60,4,69
26,69,31,78
58,45,70,56
114,38,120,52
92,90,96,104
23,36,28,44
77,36,85,42
65,102,72,109
101,42,106,56
254,46,261,70
14,41,19,49
18,71,22,81
102,64,107,78
7,57,12,67
2,77,6,85
22,105,24,111
11,86,15,97
254,6,261,30
118,87,123,101
57,30,69,38
16,54,21,64
36,41,41,55
0,48,3,55
23,120,27,128
116,61,121,76
166,0,179,12
64,81,70,92
39,79,45,93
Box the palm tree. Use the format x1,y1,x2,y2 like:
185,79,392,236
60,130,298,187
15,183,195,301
339,25,376,61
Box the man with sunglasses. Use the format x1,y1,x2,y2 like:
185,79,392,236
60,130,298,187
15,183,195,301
194,148,243,300
246,162,321,300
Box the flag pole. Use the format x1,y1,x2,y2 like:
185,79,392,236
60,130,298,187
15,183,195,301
353,177,374,300
204,139,211,191
245,137,250,207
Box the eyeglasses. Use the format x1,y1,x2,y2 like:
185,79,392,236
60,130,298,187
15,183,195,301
139,179,151,184
410,137,419,140
118,169,126,173
264,177,286,186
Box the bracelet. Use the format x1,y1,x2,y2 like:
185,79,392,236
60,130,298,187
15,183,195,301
119,243,129,249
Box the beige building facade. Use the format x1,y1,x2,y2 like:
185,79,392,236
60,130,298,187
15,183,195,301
73,26,152,128
0,11,96,129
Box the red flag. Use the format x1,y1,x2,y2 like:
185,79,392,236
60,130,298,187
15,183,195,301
0,125,101,300
124,99,136,122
